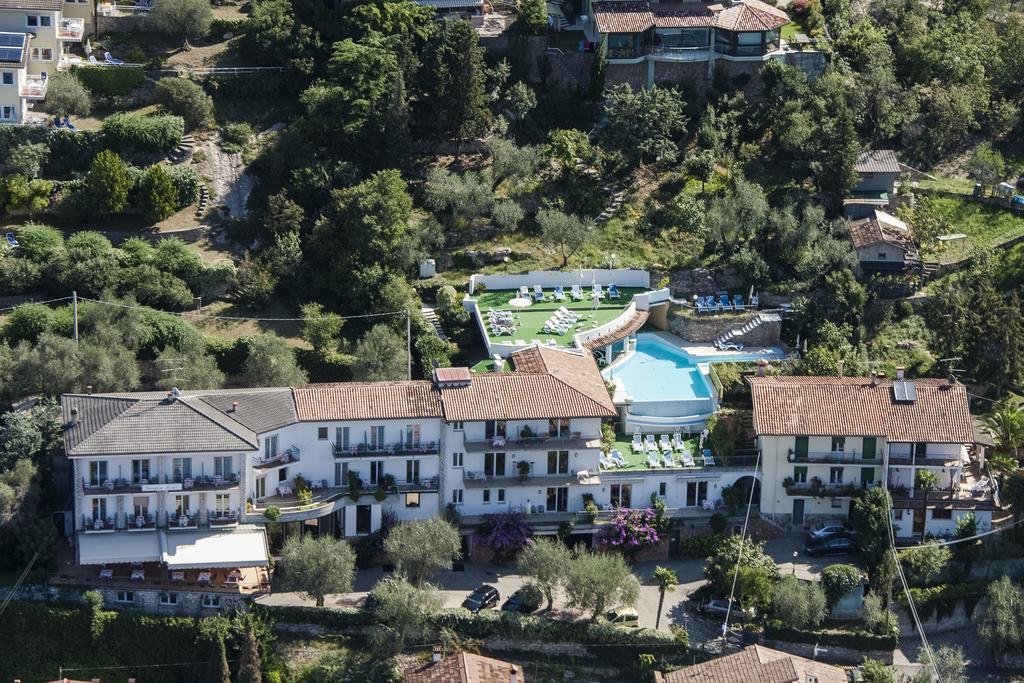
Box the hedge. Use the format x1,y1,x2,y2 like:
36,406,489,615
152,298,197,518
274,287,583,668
894,581,986,621
0,127,102,177
256,604,373,629
209,17,249,37
765,619,899,651
74,65,146,97
0,601,217,683
678,532,724,558
126,164,199,210
102,112,184,154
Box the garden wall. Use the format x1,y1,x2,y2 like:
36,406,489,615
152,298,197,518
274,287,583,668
895,599,979,636
469,269,650,294
3,581,250,617
764,638,893,666
96,13,147,35
666,306,781,347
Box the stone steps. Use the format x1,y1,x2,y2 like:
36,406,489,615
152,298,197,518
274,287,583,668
195,185,209,219
420,306,448,341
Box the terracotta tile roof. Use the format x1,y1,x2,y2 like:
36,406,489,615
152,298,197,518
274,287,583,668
293,382,442,421
440,372,616,422
661,645,846,683
510,345,617,414
749,376,974,443
714,0,789,31
434,367,473,385
0,0,62,9
848,211,914,250
592,1,654,33
581,310,649,350
405,652,525,683
652,2,717,27
855,149,901,174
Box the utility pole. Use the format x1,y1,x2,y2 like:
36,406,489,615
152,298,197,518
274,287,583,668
72,290,78,342
407,309,412,380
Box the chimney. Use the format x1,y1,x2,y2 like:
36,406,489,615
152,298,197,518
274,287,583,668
895,366,905,380
431,645,443,663
757,358,767,377
509,665,519,683
870,373,880,387
128,679,136,683
86,384,93,395
231,401,239,412
70,407,79,426
837,360,844,378
948,373,957,385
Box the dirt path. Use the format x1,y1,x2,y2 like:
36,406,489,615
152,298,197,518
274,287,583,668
194,138,253,218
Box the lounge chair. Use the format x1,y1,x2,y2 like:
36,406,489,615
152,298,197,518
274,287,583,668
611,449,627,467
716,340,744,352
645,434,658,453
750,294,758,309
518,285,530,299
705,295,719,312
662,451,675,467
696,296,706,313
703,449,715,466
682,450,695,467
571,284,584,300
647,453,661,468
5,232,18,249
659,435,673,453
631,433,644,454
104,51,124,66
592,284,604,299
671,432,685,451
718,294,731,311
553,286,565,301
600,455,615,470
533,285,546,302
88,54,100,66
608,284,621,299
733,294,744,310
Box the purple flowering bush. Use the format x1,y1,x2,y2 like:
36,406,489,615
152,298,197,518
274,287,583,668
475,512,534,562
599,508,661,554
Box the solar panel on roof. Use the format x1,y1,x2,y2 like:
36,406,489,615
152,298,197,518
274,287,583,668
893,380,917,402
0,33,25,47
0,47,22,63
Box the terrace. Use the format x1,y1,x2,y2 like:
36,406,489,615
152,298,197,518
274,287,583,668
332,441,439,457
52,562,269,595
474,287,646,346
602,434,759,472
250,478,440,520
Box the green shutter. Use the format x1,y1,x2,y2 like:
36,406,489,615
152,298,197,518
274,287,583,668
795,436,809,459
863,437,876,460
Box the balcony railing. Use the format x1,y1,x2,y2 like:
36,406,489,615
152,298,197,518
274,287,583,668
332,441,439,457
167,513,198,530
461,468,595,488
889,487,996,510
125,513,157,530
887,454,962,467
20,76,47,99
462,434,596,453
784,481,864,497
57,17,85,40
209,510,239,526
255,446,300,470
787,450,882,464
82,516,116,532
647,45,713,61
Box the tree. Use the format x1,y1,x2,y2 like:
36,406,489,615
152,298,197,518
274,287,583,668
197,614,232,683
910,645,968,683
861,657,893,683
383,518,461,587
601,84,688,165
517,537,571,611
43,71,91,117
821,564,861,609
519,0,547,34
299,303,344,354
233,252,278,307
232,612,265,683
82,150,131,217
851,487,892,577
241,333,308,387
703,534,779,596
771,576,827,629
368,576,443,653
155,343,225,390
5,175,53,216
148,0,213,48
537,208,593,267
653,566,677,630
353,324,407,381
863,592,898,635
662,192,706,235
987,402,1024,458
154,78,214,130
419,19,490,153
504,81,537,132
564,548,640,621
139,164,179,223
14,224,63,263
953,512,979,560
6,143,49,179
278,535,356,607
976,576,1024,662
488,139,544,188
685,150,716,195
423,168,493,226
0,412,42,471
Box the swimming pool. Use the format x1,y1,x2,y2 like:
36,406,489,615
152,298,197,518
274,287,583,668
604,333,779,426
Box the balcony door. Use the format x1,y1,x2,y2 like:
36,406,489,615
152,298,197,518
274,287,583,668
862,437,877,461
89,461,107,486
131,459,149,483
794,437,808,461
547,450,569,475
405,424,420,448
546,486,568,512
369,426,385,451
484,452,506,477
91,497,106,520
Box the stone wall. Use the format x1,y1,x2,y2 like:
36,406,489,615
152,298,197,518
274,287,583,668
2,582,248,616
895,599,980,636
666,306,781,347
763,638,894,665
96,14,147,35
605,62,648,90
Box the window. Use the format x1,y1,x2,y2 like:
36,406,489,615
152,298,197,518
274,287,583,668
484,452,506,477
452,422,464,431
893,509,904,520
159,592,178,605
202,595,221,608
214,456,232,478
172,457,192,482
452,452,464,468
483,489,491,504
452,488,463,505
794,436,808,460
405,492,421,508
793,466,808,484
829,467,844,484
370,461,384,486
932,509,952,520
658,482,667,497
370,425,385,450
860,468,875,487
215,493,230,514
27,15,38,26
264,435,278,459
91,497,106,520
132,496,148,518
1,72,12,86
131,459,149,483
318,427,328,440
485,421,506,439
278,467,288,482
1,106,12,120
685,481,708,507
547,450,569,475
405,424,421,447
610,483,632,508
497,489,505,503
914,442,928,460
877,252,888,260
255,477,266,499
406,459,420,483
116,590,134,603
174,495,190,517
862,437,877,460
335,426,350,450
88,460,107,486
548,418,569,437
335,461,348,487
30,47,53,61
831,498,843,508
546,486,568,512
831,437,846,453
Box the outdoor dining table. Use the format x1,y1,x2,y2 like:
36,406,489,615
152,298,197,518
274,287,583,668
198,571,212,584
171,571,185,581
130,569,145,581
99,568,113,579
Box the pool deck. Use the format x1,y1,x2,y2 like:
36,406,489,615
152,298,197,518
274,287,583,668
642,330,784,363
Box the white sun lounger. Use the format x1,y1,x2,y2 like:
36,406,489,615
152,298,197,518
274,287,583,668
662,451,675,467
611,449,627,467
659,435,673,452
533,284,546,301
518,285,529,299
645,434,658,453
682,450,695,467
671,432,685,451
647,453,661,468
553,286,565,301
571,285,583,300
631,434,644,454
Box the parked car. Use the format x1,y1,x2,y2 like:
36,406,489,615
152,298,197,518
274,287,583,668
698,598,746,619
462,584,500,613
807,522,853,541
804,536,859,557
604,607,640,627
501,588,541,613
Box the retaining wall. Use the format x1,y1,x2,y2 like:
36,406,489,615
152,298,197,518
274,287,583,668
666,306,781,347
763,638,893,665
469,269,650,294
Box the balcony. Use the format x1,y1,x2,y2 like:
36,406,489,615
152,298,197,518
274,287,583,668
254,446,300,471
20,75,47,99
249,478,439,522
208,510,240,527
332,441,440,458
889,487,997,511
647,45,713,62
167,513,199,530
887,453,965,467
124,513,157,531
57,17,84,41
462,434,599,454
82,516,117,533
787,450,883,465
783,479,865,497
462,468,600,489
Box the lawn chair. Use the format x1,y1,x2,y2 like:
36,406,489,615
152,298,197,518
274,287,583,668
610,449,627,467
733,294,744,310
750,294,759,309
662,451,675,467
104,51,124,66
705,295,719,312
631,433,644,454
5,232,18,249
718,294,731,311
703,449,715,466
659,435,673,453
682,450,695,467
570,284,583,300
518,285,530,299
88,54,100,66
644,434,658,453
600,454,615,470
696,296,706,313
608,284,621,299
533,284,546,302
671,432,685,451
647,452,661,468
592,284,604,299
553,285,565,301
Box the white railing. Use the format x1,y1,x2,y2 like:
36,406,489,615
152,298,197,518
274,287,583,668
20,76,47,98
468,269,650,295
57,17,84,39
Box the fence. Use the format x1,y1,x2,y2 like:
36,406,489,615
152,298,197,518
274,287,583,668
469,268,650,294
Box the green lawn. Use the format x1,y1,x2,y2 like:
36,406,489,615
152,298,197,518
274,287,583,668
916,177,976,195
607,434,702,470
921,197,1024,264
475,288,645,345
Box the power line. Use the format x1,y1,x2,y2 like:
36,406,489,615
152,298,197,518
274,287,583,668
721,449,762,640
0,551,39,620
0,296,74,313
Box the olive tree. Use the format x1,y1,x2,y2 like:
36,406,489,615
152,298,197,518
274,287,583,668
368,576,443,654
564,549,640,621
771,576,827,629
278,535,356,607
517,537,571,611
538,208,594,267
148,0,213,48
383,518,461,587
43,71,91,117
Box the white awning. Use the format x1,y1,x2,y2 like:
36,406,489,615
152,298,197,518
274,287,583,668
161,529,269,569
78,532,161,565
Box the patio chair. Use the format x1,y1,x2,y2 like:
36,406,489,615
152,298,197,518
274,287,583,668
733,294,744,310
682,450,695,467
533,284,546,302
750,294,759,309
631,433,644,454
62,116,77,131
705,295,719,312
703,449,715,466
104,51,124,66
662,451,675,467
571,285,584,300
696,296,706,313
659,434,673,453
718,294,732,311
611,449,627,467
671,432,685,451
553,285,565,301
647,452,661,468
599,455,614,470
518,285,530,299
53,116,64,128
608,284,621,299
88,54,100,66
644,434,658,453
592,284,604,299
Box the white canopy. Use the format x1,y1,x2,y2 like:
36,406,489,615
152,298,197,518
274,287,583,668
161,529,269,569
78,532,161,565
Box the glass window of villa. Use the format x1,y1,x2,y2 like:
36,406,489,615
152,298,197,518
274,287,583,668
659,482,667,497
793,466,807,484
861,468,875,486
215,494,230,514
91,497,106,520
133,496,148,517
547,450,568,475
831,498,842,508
546,486,568,512
610,483,631,508
26,15,38,26
685,481,707,507
39,15,51,26
214,456,232,478
497,489,505,503
1,72,12,86
484,452,506,477
548,418,569,437
829,467,844,484
654,28,710,48
203,595,220,608
831,437,846,453
405,424,421,446
863,437,877,460
160,592,178,605
406,493,420,508
370,461,384,485
894,509,903,520
370,426,384,450
607,33,637,58
334,462,347,486
1,107,12,120
31,48,52,60
264,435,278,459
914,442,928,459
89,460,107,485
452,422,464,431
336,427,350,449
485,421,506,439
131,459,149,483
736,31,761,45
317,427,328,440
452,489,463,505
172,457,191,482
483,489,491,504
794,437,808,460
116,591,134,602
406,459,420,483
175,495,190,516
452,452,464,468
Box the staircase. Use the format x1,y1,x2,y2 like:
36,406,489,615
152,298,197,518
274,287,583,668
715,312,769,346
595,184,626,224
195,185,209,220
169,133,195,164
421,306,448,341
921,261,940,279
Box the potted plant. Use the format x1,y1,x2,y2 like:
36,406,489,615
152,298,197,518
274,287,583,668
782,476,795,489
297,489,313,506
373,488,388,502
520,425,534,440
516,460,532,482
741,622,763,644
381,473,397,493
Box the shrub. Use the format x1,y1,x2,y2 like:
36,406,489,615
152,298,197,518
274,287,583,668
0,254,42,295
771,576,827,629
709,513,728,534
154,78,213,130
263,505,280,521
13,224,64,262
6,142,49,178
82,150,131,216
475,512,533,562
75,66,146,97
102,112,184,154
220,122,253,154
599,507,661,554
43,71,92,117
678,533,724,558
138,164,179,223
765,619,898,650
821,564,862,608
209,17,249,37
165,164,200,207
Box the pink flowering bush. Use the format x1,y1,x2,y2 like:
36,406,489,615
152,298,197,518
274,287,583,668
599,508,661,555
475,512,534,562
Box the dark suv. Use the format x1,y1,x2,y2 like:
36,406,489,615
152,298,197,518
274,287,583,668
804,536,859,557
462,585,500,613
